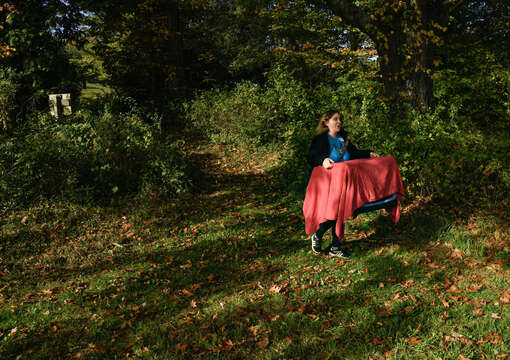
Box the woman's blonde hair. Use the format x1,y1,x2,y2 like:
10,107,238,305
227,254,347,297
316,110,343,134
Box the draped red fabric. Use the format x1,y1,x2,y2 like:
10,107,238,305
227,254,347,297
303,156,405,241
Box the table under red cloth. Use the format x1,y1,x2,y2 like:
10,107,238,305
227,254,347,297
303,156,405,241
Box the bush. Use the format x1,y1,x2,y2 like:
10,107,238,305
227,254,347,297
0,96,197,207
0,67,21,132
186,63,510,205
185,64,321,147
327,77,510,203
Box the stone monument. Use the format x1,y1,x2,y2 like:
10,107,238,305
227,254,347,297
49,93,72,117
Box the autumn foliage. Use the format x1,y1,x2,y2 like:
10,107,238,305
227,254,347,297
0,3,17,58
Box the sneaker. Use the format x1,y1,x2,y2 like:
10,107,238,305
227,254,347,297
311,233,322,254
328,247,350,258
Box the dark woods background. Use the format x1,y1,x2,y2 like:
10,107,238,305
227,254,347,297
1,0,509,208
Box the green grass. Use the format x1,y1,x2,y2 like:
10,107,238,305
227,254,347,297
80,82,112,101
1,140,509,359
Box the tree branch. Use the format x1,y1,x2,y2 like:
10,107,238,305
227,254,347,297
445,0,469,15
324,0,371,30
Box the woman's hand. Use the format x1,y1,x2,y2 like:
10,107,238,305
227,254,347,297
322,158,334,169
370,152,380,158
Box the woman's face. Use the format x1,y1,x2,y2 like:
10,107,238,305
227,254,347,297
325,113,342,134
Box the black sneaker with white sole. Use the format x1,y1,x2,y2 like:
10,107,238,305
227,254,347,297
328,247,350,258
311,233,322,254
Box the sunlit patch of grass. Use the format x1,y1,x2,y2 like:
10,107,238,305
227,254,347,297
1,144,509,359
80,82,112,101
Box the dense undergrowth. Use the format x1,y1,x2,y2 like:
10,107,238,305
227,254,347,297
0,135,509,359
187,65,510,207
0,96,200,209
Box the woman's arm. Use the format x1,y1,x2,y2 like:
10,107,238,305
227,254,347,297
348,141,373,159
307,135,329,167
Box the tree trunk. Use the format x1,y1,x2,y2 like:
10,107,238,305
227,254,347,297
374,31,407,103
167,0,184,97
322,0,469,112
411,42,435,111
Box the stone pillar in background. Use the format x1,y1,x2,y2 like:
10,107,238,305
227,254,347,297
49,93,72,117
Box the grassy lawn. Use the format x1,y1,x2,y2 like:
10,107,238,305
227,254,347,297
1,138,509,359
80,83,113,101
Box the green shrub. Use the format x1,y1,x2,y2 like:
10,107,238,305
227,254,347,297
0,68,21,132
284,76,510,203
185,64,321,147
186,63,510,205
0,97,197,207
328,78,510,203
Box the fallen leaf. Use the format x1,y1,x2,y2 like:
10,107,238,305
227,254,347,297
373,337,386,345
257,337,269,348
182,289,194,297
469,283,482,292
269,284,282,294
480,332,504,345
180,261,192,269
176,343,187,352
500,290,510,304
223,339,235,350
403,337,422,344
236,307,248,314
450,248,464,259
425,262,440,269
441,311,450,321
444,332,473,345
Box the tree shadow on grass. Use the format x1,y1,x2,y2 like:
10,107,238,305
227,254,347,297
0,166,305,358
1,145,486,359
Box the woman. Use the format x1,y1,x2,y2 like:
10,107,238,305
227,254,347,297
307,110,379,258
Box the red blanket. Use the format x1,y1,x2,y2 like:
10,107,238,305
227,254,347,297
303,156,405,241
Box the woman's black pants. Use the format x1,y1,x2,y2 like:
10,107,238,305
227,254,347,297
316,220,341,249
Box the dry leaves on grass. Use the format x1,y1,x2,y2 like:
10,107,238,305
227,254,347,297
403,337,422,344
443,332,473,345
257,337,269,349
500,290,510,304
477,332,504,345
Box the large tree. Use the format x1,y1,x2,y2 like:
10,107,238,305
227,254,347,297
319,0,472,110
83,0,364,102
83,0,220,101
